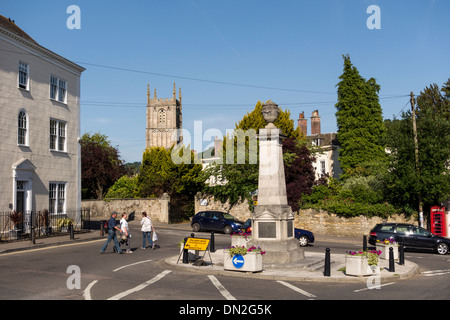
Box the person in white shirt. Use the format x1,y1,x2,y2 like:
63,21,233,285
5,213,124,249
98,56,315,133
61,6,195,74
141,212,155,249
120,213,132,253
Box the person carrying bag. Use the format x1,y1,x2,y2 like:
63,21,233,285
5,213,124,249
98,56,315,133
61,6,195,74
141,212,155,249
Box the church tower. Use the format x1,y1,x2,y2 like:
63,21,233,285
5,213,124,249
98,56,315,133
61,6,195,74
146,82,183,149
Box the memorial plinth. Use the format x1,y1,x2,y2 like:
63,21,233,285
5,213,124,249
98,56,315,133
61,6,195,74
247,101,304,264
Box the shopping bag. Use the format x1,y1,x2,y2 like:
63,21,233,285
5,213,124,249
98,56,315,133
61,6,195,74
152,230,158,242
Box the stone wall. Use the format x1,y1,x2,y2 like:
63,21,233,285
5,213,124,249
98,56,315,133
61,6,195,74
296,209,417,237
194,194,418,238
82,194,170,223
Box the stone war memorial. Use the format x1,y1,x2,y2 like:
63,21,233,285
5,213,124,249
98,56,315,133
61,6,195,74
248,101,305,264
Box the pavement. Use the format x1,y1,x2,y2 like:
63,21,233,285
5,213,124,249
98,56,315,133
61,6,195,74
0,219,420,283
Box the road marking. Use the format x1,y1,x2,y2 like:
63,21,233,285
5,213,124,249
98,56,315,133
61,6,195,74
107,270,171,300
83,280,98,300
422,269,450,277
208,275,236,300
113,259,152,272
353,282,395,292
277,281,316,299
0,239,105,256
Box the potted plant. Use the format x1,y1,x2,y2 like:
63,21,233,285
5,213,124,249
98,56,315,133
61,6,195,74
230,231,251,247
57,217,74,232
345,250,381,276
376,238,399,260
8,211,23,239
223,245,265,272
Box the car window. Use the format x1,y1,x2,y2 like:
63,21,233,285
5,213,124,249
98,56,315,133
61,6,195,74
412,227,430,236
223,213,236,220
395,226,408,234
212,212,221,220
204,212,212,218
379,225,395,232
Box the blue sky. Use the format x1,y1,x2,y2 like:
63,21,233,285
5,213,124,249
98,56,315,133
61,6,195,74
1,0,449,163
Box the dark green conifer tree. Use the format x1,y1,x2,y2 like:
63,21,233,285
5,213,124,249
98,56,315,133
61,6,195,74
335,55,387,179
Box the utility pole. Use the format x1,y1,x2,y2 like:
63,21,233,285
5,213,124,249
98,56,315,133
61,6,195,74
410,92,423,227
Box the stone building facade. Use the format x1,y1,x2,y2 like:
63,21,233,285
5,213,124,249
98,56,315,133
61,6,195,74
0,16,85,222
145,83,182,149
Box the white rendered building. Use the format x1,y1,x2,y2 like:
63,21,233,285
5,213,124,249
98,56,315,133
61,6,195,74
0,15,85,225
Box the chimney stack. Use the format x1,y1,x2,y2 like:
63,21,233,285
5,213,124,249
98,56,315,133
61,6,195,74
297,111,307,136
311,110,321,135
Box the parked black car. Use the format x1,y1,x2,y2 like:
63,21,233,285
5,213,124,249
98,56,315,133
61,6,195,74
191,211,245,234
369,223,450,255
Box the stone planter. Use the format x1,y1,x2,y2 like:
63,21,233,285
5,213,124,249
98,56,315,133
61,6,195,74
231,236,250,248
223,251,263,272
345,255,380,276
376,244,398,260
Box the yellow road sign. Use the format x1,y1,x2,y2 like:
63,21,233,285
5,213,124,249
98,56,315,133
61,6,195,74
184,238,210,251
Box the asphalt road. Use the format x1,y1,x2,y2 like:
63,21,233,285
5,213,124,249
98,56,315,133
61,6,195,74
0,221,448,308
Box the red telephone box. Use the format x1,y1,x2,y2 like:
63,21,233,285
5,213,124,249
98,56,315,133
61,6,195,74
430,206,447,237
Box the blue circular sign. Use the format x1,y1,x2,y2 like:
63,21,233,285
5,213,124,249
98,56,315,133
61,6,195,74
232,254,245,268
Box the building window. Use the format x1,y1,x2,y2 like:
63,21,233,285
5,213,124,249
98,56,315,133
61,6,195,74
49,183,65,214
50,119,66,152
18,62,29,90
320,160,326,175
50,75,67,103
312,138,321,146
158,109,166,123
18,111,28,145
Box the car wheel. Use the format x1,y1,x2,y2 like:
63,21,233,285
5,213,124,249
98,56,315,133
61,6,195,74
298,235,309,247
192,222,201,232
436,243,449,255
223,225,233,234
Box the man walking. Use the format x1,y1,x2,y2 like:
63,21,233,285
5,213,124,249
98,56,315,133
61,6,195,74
100,211,122,254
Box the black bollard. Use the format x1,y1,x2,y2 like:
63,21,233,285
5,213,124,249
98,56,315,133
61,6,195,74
399,245,405,265
210,231,216,253
31,226,36,244
69,223,74,239
182,237,189,264
363,235,367,251
388,247,395,272
100,220,105,237
324,248,331,277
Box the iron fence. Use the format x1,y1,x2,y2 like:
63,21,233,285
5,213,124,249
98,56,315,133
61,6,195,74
0,209,90,241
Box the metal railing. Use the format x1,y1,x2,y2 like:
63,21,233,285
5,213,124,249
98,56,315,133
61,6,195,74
0,209,90,241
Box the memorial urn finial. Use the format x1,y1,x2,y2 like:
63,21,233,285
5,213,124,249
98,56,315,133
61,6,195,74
261,100,280,124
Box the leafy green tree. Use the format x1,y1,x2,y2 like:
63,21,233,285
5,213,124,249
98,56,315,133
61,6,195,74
200,101,311,210
384,80,450,216
138,146,204,221
81,133,126,199
335,55,387,179
105,175,139,199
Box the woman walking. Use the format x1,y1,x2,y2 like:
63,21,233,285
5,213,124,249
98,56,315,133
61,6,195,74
141,212,154,249
120,213,133,253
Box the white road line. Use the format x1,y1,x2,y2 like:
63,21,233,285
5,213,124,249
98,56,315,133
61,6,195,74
277,280,316,299
353,282,395,292
107,270,171,300
422,269,450,277
0,239,105,256
422,269,450,274
208,275,236,300
113,259,152,272
83,280,98,300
